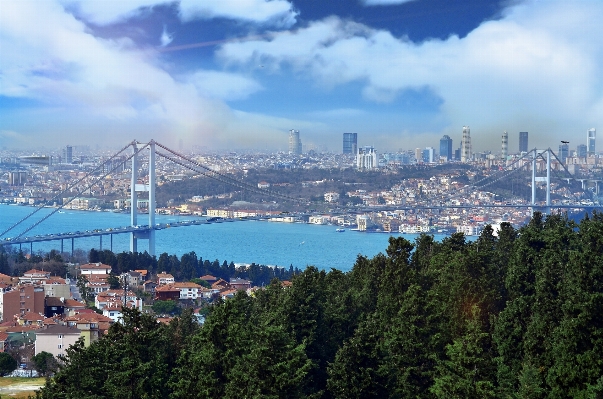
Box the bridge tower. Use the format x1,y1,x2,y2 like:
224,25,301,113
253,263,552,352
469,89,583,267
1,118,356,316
130,141,156,256
531,148,552,211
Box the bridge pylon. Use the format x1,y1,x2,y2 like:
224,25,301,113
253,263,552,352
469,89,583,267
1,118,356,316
130,141,156,256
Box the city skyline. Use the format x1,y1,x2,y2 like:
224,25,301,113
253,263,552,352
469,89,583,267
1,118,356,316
1,1,602,152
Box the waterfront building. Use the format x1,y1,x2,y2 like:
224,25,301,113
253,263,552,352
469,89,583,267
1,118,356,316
356,146,378,170
519,131,528,153
343,133,358,154
288,129,302,155
439,135,453,162
588,128,596,155
461,126,471,163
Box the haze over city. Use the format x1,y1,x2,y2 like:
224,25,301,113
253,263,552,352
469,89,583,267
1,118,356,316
1,0,602,152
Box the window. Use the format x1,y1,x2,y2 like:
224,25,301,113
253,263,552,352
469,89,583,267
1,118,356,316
58,344,62,349
58,335,63,339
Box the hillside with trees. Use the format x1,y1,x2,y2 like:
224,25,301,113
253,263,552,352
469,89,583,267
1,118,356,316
35,212,603,398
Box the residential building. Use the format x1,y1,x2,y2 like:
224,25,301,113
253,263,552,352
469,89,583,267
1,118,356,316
230,278,252,291
356,146,378,170
79,263,112,276
0,284,45,321
157,273,175,285
43,277,71,299
35,324,81,357
19,269,51,284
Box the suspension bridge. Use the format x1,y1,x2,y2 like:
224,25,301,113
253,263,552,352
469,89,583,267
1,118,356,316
0,140,601,256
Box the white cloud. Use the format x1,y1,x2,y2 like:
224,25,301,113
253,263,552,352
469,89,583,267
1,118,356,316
160,25,173,47
187,70,263,101
180,0,298,27
217,2,603,149
59,0,160,25
0,0,295,149
59,0,297,27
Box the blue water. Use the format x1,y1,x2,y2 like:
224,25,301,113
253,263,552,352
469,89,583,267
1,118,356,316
0,205,446,272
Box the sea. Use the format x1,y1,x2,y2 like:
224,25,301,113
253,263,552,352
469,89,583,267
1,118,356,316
0,205,451,272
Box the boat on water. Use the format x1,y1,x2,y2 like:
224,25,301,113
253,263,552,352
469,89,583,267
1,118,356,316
335,228,345,232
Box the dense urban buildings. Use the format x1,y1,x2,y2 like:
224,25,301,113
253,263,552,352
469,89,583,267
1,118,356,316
519,131,529,153
288,130,302,155
342,133,358,155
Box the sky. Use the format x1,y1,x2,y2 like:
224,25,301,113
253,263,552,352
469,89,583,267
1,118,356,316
1,0,602,154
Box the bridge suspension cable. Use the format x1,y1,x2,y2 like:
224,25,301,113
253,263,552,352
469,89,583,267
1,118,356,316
2,142,149,239
152,140,310,205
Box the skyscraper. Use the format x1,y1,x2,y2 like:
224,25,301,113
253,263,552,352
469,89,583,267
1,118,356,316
501,131,508,161
558,143,569,164
439,135,453,162
343,133,358,154
519,132,528,153
288,129,302,155
588,128,596,155
423,147,435,163
63,145,73,164
577,144,587,159
461,126,471,163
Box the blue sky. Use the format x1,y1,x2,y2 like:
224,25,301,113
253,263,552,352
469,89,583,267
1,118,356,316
1,0,602,153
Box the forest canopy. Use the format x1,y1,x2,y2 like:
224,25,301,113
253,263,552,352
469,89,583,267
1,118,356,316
35,212,603,398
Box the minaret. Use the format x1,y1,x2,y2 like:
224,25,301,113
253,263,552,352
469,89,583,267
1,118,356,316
461,126,471,163
501,130,508,162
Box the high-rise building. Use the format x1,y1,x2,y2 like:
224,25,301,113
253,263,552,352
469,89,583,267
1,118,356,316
343,133,358,155
356,146,378,170
423,147,435,163
587,128,596,155
558,143,569,164
461,126,471,163
439,135,453,162
63,145,73,164
288,129,302,155
501,131,508,161
577,144,587,159
519,132,528,153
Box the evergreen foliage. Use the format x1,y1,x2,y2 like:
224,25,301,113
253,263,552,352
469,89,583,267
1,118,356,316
33,212,603,398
